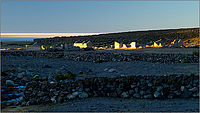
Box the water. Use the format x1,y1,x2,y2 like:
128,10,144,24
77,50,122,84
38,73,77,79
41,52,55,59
1,37,38,42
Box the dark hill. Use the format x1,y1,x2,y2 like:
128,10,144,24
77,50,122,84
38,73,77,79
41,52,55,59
34,28,199,47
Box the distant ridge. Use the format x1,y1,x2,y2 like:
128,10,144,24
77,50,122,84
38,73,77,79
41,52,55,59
34,27,199,46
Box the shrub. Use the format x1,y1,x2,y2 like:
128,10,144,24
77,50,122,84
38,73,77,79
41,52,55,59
182,59,190,63
193,50,199,56
55,71,76,81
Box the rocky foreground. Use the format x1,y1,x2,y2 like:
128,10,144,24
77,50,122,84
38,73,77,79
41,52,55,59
1,50,199,63
1,52,199,112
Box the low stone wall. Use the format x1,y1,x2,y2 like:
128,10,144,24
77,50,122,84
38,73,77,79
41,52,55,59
1,51,64,58
21,74,199,106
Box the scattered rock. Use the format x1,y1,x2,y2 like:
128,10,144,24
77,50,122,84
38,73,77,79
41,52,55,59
154,91,161,98
144,94,152,99
121,92,129,98
78,92,88,99
6,80,14,86
133,93,140,98
108,69,117,73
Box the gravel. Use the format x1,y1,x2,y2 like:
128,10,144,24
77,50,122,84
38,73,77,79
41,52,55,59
1,56,199,77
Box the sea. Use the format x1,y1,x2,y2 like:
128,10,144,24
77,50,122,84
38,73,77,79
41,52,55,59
1,37,40,42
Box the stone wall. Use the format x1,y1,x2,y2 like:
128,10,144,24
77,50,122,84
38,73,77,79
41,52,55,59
21,74,199,106
1,51,199,63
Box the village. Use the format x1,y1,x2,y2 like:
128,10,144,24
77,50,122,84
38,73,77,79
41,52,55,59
0,38,187,52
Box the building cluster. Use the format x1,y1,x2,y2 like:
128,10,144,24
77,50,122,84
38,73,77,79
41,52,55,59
73,41,92,48
1,38,188,52
114,42,136,49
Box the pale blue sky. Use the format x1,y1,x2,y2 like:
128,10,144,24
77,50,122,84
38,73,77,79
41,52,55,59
1,1,199,33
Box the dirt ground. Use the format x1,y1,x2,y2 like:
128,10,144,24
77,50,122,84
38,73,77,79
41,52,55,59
2,97,199,112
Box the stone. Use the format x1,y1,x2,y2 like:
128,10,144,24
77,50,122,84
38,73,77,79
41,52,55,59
174,91,181,96
37,91,45,97
51,96,56,103
156,86,163,92
6,80,14,86
72,91,79,97
50,81,55,84
116,88,122,95
33,75,39,79
167,93,174,99
121,92,129,98
192,93,199,98
181,86,185,92
143,94,152,99
188,87,198,92
120,74,126,77
133,93,140,98
131,84,137,88
78,92,88,99
148,83,152,87
154,91,161,98
67,94,75,99
17,73,24,78
10,99,17,106
108,69,117,73
128,90,134,95
134,87,139,93
57,96,64,103
181,91,192,98
139,90,145,96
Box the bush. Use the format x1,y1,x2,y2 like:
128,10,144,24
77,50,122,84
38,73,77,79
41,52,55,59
55,71,76,81
193,50,199,56
182,59,190,63
95,59,103,63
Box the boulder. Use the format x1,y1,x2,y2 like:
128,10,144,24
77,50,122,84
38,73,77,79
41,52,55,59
108,69,117,73
78,92,88,99
6,80,14,86
121,92,129,98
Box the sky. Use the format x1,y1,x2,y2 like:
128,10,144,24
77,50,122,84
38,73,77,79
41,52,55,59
1,0,199,33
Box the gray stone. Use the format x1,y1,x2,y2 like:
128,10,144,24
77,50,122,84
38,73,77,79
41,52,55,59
128,90,134,95
135,87,139,93
133,93,140,98
154,91,161,98
156,86,163,92
67,94,76,99
139,90,145,96
181,86,185,92
121,92,129,98
72,91,79,97
108,69,117,73
143,94,152,99
148,83,152,87
192,93,199,98
188,87,198,92
37,91,45,96
6,80,14,86
181,91,192,98
78,92,88,99
168,93,174,99
51,96,56,103
17,73,24,78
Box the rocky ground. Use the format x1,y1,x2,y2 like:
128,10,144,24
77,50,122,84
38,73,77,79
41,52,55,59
1,54,199,112
1,56,199,77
